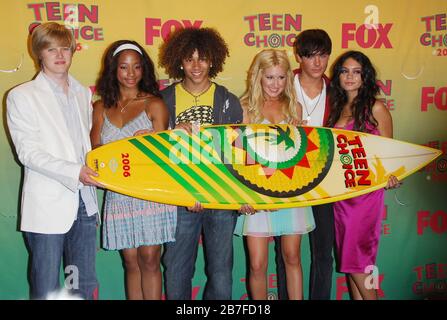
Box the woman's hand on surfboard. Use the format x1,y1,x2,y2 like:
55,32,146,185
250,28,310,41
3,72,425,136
133,129,154,136
385,175,402,190
239,204,256,215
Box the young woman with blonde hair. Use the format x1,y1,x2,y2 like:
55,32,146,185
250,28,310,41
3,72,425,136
235,49,315,300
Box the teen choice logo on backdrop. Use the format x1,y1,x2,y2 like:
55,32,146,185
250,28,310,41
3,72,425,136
216,125,334,197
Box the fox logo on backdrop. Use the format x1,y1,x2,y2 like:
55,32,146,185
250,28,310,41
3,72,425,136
145,18,203,45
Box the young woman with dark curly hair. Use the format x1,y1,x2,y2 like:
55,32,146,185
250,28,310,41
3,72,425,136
327,50,400,300
159,27,243,300
90,40,177,300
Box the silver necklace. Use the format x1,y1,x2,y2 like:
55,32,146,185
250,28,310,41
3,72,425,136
298,78,323,122
118,94,139,113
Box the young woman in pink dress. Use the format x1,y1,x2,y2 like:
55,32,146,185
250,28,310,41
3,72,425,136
327,51,400,300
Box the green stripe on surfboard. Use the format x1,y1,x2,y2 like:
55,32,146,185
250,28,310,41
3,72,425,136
158,132,249,204
141,135,228,204
157,131,273,205
128,138,209,204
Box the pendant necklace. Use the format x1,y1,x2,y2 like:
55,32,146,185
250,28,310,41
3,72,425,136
119,94,139,113
298,78,323,122
181,81,212,107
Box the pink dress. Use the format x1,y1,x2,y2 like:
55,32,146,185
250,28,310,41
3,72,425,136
334,120,384,273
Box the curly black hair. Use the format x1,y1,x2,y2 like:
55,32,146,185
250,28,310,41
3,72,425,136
327,50,379,132
96,40,160,108
159,27,229,79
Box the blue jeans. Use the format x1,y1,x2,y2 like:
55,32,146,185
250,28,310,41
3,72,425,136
275,203,334,300
24,198,98,300
163,207,237,300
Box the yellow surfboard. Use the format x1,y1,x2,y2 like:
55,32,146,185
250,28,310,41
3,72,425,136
86,124,441,209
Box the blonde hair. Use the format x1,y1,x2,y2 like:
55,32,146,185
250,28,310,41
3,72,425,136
240,49,299,124
30,22,76,67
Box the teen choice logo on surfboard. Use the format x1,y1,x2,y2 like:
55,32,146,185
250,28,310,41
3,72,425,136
214,125,334,197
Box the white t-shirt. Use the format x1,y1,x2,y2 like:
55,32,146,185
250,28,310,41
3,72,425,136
294,74,326,127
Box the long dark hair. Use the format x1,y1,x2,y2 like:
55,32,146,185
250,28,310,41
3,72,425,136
96,40,160,108
327,50,379,132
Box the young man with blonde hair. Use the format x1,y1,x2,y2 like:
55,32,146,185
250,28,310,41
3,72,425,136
7,22,101,299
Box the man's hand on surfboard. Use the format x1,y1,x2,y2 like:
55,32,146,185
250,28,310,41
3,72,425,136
79,165,104,188
175,122,193,134
187,202,204,213
290,118,308,126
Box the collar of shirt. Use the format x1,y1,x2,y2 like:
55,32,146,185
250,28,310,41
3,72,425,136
42,72,69,93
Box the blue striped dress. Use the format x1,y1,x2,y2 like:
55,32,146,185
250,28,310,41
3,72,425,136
101,111,177,250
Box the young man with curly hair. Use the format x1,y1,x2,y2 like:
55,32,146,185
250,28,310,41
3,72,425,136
159,27,242,300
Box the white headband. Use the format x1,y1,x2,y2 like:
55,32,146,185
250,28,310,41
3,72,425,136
112,43,143,57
